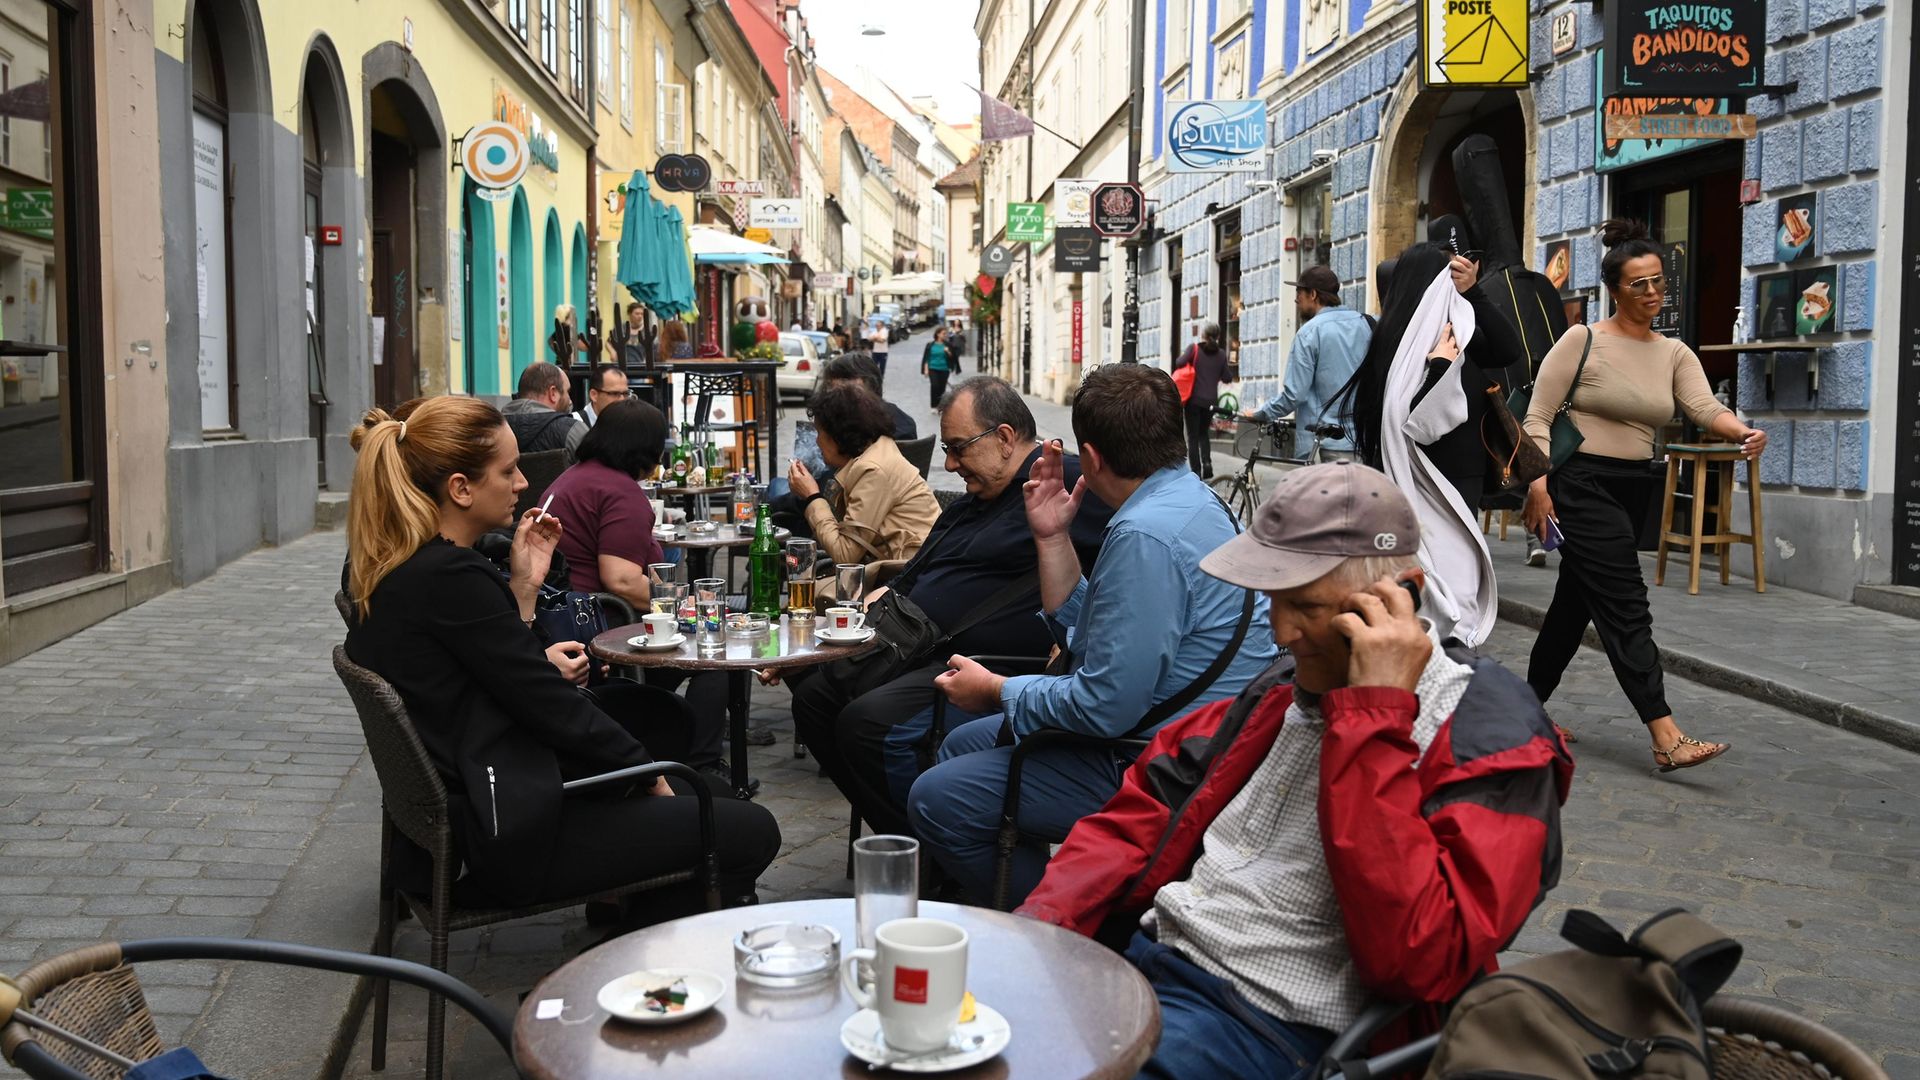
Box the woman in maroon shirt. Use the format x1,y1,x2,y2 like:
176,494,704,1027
543,401,733,787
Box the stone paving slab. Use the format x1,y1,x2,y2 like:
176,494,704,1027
1485,529,1920,752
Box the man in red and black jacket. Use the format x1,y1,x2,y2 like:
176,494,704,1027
1016,463,1573,1080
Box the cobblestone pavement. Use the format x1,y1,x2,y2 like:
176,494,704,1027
3,372,1917,1080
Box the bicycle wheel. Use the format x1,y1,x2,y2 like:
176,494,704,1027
1208,474,1257,526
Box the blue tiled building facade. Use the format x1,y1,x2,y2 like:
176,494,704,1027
1138,0,1903,599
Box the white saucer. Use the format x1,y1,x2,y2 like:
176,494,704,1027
816,627,876,644
627,633,687,651
839,1003,1010,1072
598,968,725,1024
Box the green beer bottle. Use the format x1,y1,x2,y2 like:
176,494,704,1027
747,502,781,618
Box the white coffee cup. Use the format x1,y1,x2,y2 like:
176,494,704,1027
841,917,968,1052
643,613,678,644
826,607,866,634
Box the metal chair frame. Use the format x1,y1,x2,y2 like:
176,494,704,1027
683,370,762,478
330,641,718,1080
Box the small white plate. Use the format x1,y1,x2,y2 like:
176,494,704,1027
839,1003,1011,1072
816,627,876,644
597,968,725,1024
626,633,688,651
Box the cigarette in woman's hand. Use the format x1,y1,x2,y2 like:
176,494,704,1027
536,494,555,523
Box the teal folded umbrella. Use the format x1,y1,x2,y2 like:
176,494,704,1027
615,170,664,310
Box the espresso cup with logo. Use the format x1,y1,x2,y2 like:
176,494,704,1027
840,917,968,1052
826,607,865,634
642,613,678,644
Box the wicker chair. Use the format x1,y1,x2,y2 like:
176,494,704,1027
1315,997,1889,1080
897,435,936,479
512,449,570,519
331,645,719,1080
0,939,512,1079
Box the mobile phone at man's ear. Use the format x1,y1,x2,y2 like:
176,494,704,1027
1398,578,1423,613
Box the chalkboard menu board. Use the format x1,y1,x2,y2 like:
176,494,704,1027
1652,241,1688,341
1896,93,1920,585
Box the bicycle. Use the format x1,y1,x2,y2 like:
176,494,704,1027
1207,412,1350,525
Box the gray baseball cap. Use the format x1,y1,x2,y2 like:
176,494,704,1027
1200,462,1421,591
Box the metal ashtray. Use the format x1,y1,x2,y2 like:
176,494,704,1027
688,519,719,535
733,921,840,987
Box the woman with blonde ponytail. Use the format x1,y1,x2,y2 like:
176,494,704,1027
341,395,778,910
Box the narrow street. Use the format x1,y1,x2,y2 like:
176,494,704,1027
0,358,1914,1077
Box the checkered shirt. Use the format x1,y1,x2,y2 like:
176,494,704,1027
1152,632,1474,1032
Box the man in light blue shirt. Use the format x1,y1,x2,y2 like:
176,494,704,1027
1244,264,1373,458
909,364,1277,906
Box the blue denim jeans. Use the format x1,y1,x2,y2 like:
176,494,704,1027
1125,933,1334,1080
906,715,1131,905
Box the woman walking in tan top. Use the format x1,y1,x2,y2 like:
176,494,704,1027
1522,219,1766,771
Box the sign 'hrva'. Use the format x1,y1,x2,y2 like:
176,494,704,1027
1165,100,1267,173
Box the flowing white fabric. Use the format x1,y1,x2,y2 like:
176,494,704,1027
1378,269,1497,646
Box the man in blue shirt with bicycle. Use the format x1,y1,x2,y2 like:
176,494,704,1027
1243,264,1371,460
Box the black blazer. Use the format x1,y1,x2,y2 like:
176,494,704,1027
344,539,651,895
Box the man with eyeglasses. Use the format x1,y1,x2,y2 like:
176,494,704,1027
565,363,633,462
788,376,1113,843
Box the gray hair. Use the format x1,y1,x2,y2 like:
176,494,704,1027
1320,554,1423,592
938,375,1037,440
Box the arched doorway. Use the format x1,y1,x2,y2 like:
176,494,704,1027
1374,74,1536,284
463,178,499,395
543,207,564,362
362,44,447,403
300,38,353,487
570,224,589,324
509,186,535,379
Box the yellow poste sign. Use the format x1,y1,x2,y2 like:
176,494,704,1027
1421,0,1530,88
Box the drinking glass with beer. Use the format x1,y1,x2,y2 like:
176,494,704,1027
786,538,818,618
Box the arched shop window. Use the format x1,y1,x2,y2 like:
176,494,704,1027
463,178,499,395
508,185,535,380
543,207,563,362
570,223,588,326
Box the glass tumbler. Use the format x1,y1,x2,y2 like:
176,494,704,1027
651,581,688,617
696,598,726,648
786,538,817,616
851,835,919,983
693,577,726,603
835,563,867,609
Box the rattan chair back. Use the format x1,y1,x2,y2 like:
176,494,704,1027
331,645,452,859
898,435,936,478
513,449,570,519
0,944,158,1079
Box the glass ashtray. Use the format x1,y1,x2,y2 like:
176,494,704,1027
733,921,840,987
726,614,771,638
687,520,719,535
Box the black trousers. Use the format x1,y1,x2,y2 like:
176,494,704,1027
929,368,951,409
460,681,780,912
790,660,949,837
1185,401,1215,477
638,670,727,770
1527,455,1671,723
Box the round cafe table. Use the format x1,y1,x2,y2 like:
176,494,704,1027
512,898,1161,1079
592,618,875,800
653,523,791,586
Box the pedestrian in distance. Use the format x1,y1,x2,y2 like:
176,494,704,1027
1171,322,1235,478
921,326,960,410
865,317,891,387
1521,219,1765,771
1240,265,1370,461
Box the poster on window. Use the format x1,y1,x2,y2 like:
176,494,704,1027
496,251,511,351
448,230,463,342
193,111,231,430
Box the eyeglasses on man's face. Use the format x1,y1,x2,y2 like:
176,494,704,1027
941,427,1001,458
591,386,637,401
1623,274,1667,296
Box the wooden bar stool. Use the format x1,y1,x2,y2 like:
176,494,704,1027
1656,442,1766,595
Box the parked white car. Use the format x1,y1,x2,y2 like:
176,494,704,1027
775,333,820,400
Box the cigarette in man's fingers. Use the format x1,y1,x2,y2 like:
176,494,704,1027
536,494,555,523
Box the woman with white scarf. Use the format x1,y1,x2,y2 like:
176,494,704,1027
1335,243,1524,646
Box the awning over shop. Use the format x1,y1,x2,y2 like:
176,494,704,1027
870,271,942,297
690,226,791,267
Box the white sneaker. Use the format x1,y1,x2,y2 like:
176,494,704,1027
1526,546,1547,568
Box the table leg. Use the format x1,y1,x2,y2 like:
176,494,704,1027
1749,468,1767,593
727,670,755,800
1717,459,1734,587
1655,456,1679,586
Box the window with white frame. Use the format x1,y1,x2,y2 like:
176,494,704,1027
1218,0,1251,26
596,0,611,103
1163,0,1189,75
619,5,633,127
569,0,586,103
508,0,529,40
540,0,558,72
655,46,683,150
